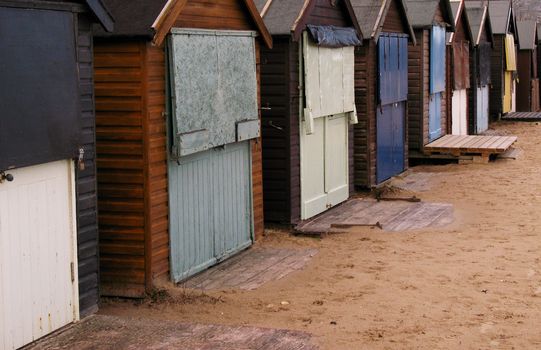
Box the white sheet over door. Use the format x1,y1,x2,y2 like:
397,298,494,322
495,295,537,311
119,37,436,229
0,160,78,350
476,86,489,133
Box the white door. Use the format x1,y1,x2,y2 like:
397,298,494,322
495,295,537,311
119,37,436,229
452,89,468,135
477,86,489,133
511,79,517,112
301,114,349,220
0,160,78,350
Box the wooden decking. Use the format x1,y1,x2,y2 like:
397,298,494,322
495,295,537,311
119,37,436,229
424,135,517,162
502,112,541,121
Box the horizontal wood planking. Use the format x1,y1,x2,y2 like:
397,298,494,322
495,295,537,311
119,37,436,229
143,44,170,284
490,35,505,119
382,0,408,34
517,51,533,112
252,41,265,239
408,30,425,151
289,40,301,224
76,15,99,318
95,41,147,297
174,0,255,31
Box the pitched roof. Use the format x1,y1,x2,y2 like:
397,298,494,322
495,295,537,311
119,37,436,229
404,0,454,30
487,0,511,34
350,0,415,42
85,0,114,32
96,0,272,48
447,0,472,43
516,19,537,50
464,1,490,46
259,0,362,41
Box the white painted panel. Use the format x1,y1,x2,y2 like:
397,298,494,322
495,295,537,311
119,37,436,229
301,117,327,219
451,89,468,135
325,113,349,206
511,79,517,113
0,160,78,350
303,32,355,120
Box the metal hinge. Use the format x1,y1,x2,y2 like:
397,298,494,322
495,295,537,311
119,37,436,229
70,262,75,282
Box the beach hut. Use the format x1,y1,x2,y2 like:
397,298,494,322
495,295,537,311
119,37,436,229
94,0,272,297
255,0,362,223
488,0,517,118
0,1,112,348
538,23,541,108
465,1,493,134
350,0,416,186
515,19,539,112
447,0,473,136
405,0,455,156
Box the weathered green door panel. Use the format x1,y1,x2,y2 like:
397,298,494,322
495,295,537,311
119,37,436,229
169,142,253,282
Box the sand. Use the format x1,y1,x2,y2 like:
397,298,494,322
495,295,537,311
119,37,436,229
101,121,541,349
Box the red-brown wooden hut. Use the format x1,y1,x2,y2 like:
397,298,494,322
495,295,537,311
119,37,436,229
94,0,272,297
255,0,362,224
405,0,455,157
515,19,539,112
351,0,416,186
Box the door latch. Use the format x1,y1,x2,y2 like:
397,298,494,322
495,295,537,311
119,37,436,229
78,148,85,171
0,171,14,183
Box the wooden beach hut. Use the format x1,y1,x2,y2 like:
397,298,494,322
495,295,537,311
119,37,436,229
405,0,455,156
350,0,416,186
94,0,272,297
515,19,539,112
488,0,517,118
0,1,113,348
538,23,541,108
465,0,493,134
447,0,473,136
255,0,362,224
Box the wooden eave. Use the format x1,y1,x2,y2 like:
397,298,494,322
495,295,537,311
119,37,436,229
291,0,363,42
373,0,416,45
449,0,473,45
152,0,273,48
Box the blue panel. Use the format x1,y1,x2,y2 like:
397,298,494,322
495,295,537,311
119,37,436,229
430,26,446,94
429,93,442,141
379,34,409,105
377,102,406,183
398,36,408,101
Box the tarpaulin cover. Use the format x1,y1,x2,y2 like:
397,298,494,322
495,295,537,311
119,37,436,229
307,25,362,48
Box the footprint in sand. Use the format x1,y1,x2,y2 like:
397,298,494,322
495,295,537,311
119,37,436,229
480,322,494,334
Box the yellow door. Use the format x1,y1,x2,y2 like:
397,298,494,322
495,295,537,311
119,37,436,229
503,71,512,113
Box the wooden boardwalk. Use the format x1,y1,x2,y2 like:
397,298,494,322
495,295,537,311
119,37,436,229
502,112,541,121
424,135,517,162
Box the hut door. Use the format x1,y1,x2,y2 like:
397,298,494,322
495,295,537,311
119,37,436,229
476,87,489,133
0,160,78,350
169,142,253,283
429,26,446,141
504,71,512,113
451,90,468,135
376,34,408,183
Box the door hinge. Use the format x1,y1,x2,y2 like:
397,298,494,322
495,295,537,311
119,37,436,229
70,262,75,282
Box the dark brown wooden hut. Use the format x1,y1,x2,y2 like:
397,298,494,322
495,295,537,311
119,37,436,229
0,0,112,348
488,0,517,118
465,1,493,134
350,0,416,186
405,0,455,156
94,0,272,297
255,0,362,224
515,19,539,112
446,0,473,136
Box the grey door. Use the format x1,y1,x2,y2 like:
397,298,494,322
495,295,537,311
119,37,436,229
169,142,253,282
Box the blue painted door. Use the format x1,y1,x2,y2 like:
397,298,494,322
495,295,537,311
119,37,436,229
429,26,446,142
169,142,253,282
377,34,408,183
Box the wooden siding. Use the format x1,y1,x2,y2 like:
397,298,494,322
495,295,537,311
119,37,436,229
174,0,255,31
289,41,301,224
490,35,505,119
252,41,264,239
408,30,426,151
143,44,169,284
382,0,408,33
76,15,99,317
95,41,148,297
469,47,479,134
517,50,532,111
354,42,377,187
301,0,352,29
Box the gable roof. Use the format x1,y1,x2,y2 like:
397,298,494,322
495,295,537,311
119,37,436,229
404,0,454,30
350,0,415,43
448,0,472,44
464,1,491,46
516,19,537,50
487,0,511,35
96,0,272,48
85,0,114,32
259,0,362,41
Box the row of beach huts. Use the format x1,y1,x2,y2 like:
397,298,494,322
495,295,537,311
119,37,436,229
0,0,538,348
